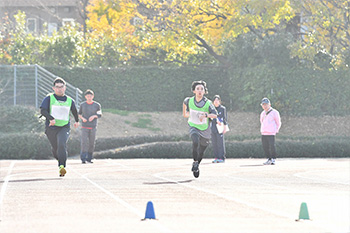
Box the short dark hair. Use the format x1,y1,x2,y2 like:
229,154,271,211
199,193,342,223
213,95,221,101
84,89,94,96
53,77,66,86
191,80,208,94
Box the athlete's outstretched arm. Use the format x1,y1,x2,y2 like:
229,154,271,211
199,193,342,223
183,103,190,118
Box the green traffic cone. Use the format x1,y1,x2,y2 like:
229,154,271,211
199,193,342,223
296,202,310,221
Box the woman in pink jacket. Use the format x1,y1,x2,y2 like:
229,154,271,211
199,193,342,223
260,98,281,165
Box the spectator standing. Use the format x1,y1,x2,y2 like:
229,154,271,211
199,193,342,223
211,95,228,163
260,98,281,165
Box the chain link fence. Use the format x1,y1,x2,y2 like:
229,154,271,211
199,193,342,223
0,65,82,109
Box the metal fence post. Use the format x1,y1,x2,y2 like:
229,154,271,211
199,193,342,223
75,88,79,107
35,64,38,108
13,65,17,106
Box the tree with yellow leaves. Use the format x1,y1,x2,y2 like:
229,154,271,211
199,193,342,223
87,0,295,66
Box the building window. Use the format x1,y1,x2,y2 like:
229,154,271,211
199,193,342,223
62,18,74,26
48,23,57,36
27,18,37,33
63,7,70,13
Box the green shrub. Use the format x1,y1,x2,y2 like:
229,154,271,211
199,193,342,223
0,106,45,134
94,138,350,159
0,133,80,159
45,65,350,116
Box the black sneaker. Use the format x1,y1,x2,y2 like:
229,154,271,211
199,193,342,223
82,161,86,164
193,170,200,178
191,161,199,172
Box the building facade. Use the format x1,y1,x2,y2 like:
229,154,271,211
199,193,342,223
0,0,86,35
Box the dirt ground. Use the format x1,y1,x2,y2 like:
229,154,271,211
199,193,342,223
94,112,350,138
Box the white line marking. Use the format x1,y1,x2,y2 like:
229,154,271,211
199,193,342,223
0,161,15,221
294,170,350,185
70,167,173,233
153,170,294,219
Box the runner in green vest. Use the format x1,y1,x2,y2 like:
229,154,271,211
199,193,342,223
183,80,218,178
40,77,79,177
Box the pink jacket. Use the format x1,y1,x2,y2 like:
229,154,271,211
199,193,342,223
260,108,281,135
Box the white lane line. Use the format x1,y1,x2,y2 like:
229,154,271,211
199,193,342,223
0,161,15,221
153,170,294,219
224,174,315,194
294,170,350,185
70,166,173,233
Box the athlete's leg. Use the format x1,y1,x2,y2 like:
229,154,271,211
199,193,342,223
197,136,210,164
45,127,59,160
56,126,70,168
191,133,200,161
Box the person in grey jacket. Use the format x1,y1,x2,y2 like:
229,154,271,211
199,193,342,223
78,89,102,163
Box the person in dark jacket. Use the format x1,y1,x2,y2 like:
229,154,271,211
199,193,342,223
40,77,79,177
211,95,228,163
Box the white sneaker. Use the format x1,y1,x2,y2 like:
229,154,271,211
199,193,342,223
263,159,272,165
270,159,276,165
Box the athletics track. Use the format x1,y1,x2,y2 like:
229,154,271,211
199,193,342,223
0,158,349,233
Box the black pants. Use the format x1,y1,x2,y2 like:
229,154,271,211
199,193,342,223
191,133,210,164
211,132,226,160
45,125,70,167
261,135,277,159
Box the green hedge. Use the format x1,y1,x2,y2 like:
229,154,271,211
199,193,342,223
45,65,350,116
0,133,79,159
2,133,349,160
228,65,350,116
93,137,350,159
45,66,229,112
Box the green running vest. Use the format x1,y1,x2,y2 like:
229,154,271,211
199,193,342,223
49,94,72,127
188,96,211,131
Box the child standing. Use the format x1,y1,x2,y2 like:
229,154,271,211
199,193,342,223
183,81,217,178
78,89,102,163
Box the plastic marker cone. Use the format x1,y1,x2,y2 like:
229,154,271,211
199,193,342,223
142,201,156,220
296,202,310,221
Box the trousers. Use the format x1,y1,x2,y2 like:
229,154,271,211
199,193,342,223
80,127,97,162
45,125,70,167
191,133,210,164
211,132,226,160
261,135,277,159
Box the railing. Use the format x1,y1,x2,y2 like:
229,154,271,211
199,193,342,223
0,64,82,108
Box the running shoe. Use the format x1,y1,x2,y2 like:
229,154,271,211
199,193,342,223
263,159,272,165
212,158,218,163
191,161,199,172
193,170,200,178
217,159,225,163
270,159,276,165
59,165,66,177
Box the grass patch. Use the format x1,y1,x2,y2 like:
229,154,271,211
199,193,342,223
104,108,131,116
132,118,153,128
